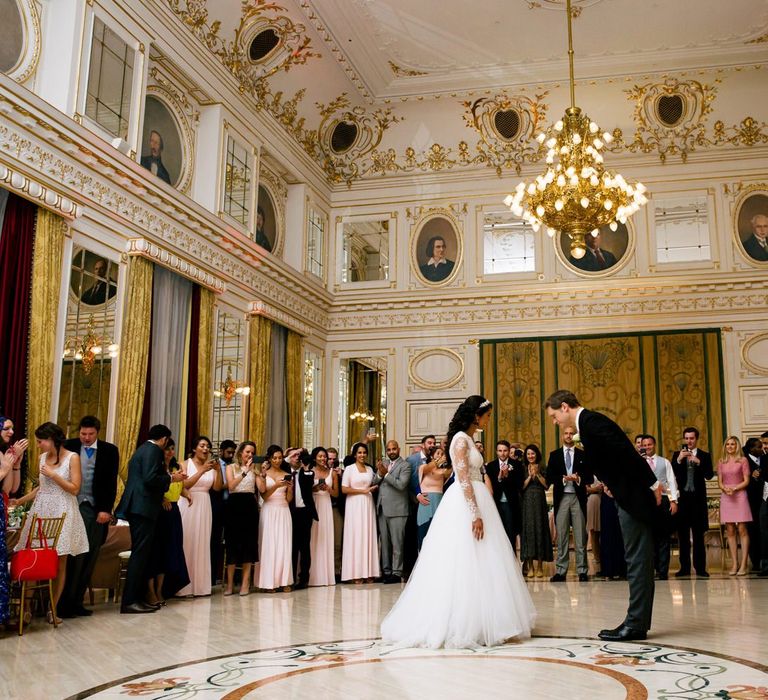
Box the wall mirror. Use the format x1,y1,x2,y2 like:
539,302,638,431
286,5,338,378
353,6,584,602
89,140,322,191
341,217,390,283
58,247,120,436
337,356,387,464
654,194,711,263
211,311,247,448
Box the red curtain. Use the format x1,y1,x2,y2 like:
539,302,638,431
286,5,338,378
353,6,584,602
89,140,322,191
184,285,201,456
0,192,36,436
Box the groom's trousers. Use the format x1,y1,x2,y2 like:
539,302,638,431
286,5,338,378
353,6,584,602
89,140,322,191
379,512,407,577
617,505,655,632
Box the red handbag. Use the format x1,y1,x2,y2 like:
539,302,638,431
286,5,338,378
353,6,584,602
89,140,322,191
10,517,59,582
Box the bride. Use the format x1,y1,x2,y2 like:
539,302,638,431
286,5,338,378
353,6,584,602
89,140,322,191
381,395,537,648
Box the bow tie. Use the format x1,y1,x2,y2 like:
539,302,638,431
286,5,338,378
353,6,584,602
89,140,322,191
85,447,95,459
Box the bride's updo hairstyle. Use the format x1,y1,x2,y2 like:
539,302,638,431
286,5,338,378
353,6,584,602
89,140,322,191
445,395,493,467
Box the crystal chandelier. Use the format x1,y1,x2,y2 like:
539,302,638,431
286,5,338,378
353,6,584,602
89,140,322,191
504,0,647,259
213,365,251,407
62,315,118,375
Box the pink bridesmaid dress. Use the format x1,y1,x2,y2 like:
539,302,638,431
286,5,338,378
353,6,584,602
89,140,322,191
719,458,753,523
309,471,336,586
178,459,215,596
341,465,380,581
258,476,294,589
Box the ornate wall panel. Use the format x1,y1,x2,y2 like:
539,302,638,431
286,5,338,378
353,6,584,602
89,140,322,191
407,347,465,392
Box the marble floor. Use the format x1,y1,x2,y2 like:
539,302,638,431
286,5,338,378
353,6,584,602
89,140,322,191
1,573,766,700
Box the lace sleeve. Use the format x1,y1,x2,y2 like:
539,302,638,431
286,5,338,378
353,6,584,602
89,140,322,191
453,435,479,520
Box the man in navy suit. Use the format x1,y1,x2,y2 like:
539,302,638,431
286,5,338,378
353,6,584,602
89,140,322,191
116,424,185,613
58,415,119,618
546,390,661,641
484,440,524,556
283,448,318,589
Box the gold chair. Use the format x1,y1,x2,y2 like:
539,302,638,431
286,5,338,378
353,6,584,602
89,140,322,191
705,497,726,572
114,550,131,603
12,513,67,635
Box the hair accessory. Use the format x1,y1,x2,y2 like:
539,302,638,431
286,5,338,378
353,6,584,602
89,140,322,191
479,399,491,409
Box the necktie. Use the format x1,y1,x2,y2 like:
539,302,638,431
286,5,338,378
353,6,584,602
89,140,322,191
85,447,95,459
685,455,695,492
595,249,607,268
565,449,572,473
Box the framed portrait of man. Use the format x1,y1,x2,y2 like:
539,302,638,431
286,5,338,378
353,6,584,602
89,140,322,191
560,222,630,275
70,249,118,308
140,95,183,188
413,214,462,285
256,184,277,253
735,191,768,264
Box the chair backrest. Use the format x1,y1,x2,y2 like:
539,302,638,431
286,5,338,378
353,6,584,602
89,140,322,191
26,513,67,550
706,496,720,529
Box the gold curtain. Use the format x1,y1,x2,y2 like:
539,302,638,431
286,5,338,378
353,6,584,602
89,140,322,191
285,330,304,449
481,329,725,460
197,288,215,437
26,208,66,483
247,314,272,450
115,256,153,491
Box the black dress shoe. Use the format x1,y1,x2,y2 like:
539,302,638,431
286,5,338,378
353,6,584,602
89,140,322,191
578,573,589,582
696,571,710,578
57,607,76,619
550,573,566,582
74,606,94,617
120,602,156,614
385,575,403,584
293,581,308,590
674,570,691,578
598,624,647,641
658,574,668,581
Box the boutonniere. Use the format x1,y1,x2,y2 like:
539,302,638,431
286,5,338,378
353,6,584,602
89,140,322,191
573,433,583,450
305,469,314,477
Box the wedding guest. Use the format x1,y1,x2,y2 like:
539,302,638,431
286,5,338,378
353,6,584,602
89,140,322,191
718,436,752,575
485,440,525,556
178,436,222,596
0,448,15,627
224,441,259,596
0,415,26,497
327,447,344,579
744,437,764,572
586,476,603,574
211,439,236,587
286,448,318,589
341,442,380,583
147,439,189,604
256,445,293,591
520,444,552,578
13,423,89,624
417,446,451,549
599,487,626,579
309,447,337,586
59,415,119,619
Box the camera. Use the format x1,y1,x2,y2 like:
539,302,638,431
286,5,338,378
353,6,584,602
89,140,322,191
639,447,647,456
681,444,687,451
283,474,292,482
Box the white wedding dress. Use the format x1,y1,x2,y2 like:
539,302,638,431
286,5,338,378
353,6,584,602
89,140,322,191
381,431,536,648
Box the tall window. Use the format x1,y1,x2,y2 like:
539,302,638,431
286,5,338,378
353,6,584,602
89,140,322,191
655,195,711,263
85,17,134,138
483,213,535,274
223,136,252,227
306,208,325,278
303,351,322,450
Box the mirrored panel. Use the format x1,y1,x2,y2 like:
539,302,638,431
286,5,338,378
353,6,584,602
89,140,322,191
58,247,120,436
338,356,387,464
654,194,711,263
211,311,247,447
483,211,535,274
303,350,322,450
341,218,389,282
223,136,253,228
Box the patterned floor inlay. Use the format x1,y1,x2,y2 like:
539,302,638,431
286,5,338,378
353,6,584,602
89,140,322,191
75,637,768,699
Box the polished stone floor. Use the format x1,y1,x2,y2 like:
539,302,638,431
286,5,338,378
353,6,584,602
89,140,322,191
1,570,765,700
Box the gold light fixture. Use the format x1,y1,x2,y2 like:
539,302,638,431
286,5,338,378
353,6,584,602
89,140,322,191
350,407,375,423
213,365,251,407
504,0,647,259
62,315,118,375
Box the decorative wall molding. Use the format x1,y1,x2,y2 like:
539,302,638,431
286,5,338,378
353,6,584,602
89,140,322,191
0,162,83,219
126,238,226,293
740,332,768,376
6,0,42,85
407,347,466,391
250,300,312,336
257,161,286,257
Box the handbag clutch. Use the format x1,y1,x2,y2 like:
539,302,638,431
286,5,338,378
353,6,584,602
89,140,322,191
10,517,59,582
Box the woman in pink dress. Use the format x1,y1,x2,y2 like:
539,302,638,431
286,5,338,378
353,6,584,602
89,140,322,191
178,436,222,596
718,436,752,576
256,445,294,591
309,447,338,586
341,442,380,583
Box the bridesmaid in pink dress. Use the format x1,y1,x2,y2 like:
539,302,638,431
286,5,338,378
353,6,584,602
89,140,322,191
256,445,294,591
341,442,380,583
178,437,222,596
718,436,752,575
309,447,338,586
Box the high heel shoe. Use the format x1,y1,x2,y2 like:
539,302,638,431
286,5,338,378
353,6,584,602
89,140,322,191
46,611,62,625
736,569,748,576
728,569,738,576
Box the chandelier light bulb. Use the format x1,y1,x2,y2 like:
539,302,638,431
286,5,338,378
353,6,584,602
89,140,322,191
589,122,599,133
591,229,599,237
609,221,618,231
75,352,83,361
536,133,546,143
91,345,102,355
590,174,599,186
604,200,613,210
572,133,582,144
571,244,586,259
556,174,566,186
603,131,613,143
593,138,603,149
546,137,557,148
547,227,557,237
555,120,564,131
555,199,564,211
581,197,590,208
536,205,546,217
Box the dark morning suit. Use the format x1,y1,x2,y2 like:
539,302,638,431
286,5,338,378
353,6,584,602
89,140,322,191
59,438,119,615
485,457,525,555
757,453,768,574
140,156,171,185
742,234,768,262
80,280,115,306
570,247,618,271
116,441,170,608
547,446,592,575
578,409,657,632
746,453,764,570
671,447,713,575
283,465,318,585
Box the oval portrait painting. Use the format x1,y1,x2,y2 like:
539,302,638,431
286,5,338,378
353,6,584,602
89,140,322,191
256,184,277,253
140,95,183,188
70,249,118,308
736,192,768,263
414,215,461,285
561,222,629,274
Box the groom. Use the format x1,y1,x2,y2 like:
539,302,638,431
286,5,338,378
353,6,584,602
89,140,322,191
545,390,661,641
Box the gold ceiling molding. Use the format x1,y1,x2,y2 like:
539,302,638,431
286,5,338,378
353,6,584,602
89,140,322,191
746,32,768,44
388,61,429,78
462,92,549,175
126,237,227,293
249,300,312,336
0,162,82,219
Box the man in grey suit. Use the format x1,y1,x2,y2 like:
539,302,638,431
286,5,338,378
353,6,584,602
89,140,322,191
373,440,412,583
